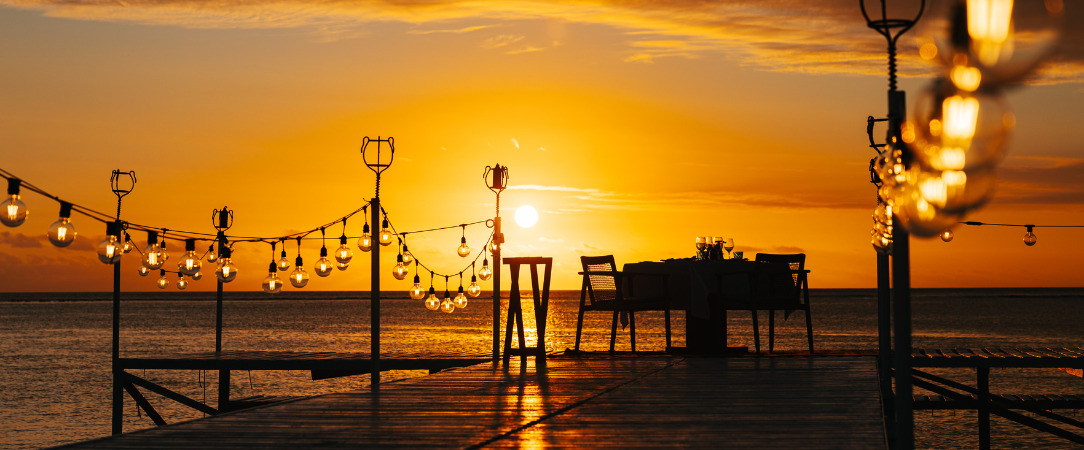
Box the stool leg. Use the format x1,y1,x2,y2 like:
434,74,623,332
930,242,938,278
629,311,636,352
664,309,672,351
610,311,618,352
768,309,775,353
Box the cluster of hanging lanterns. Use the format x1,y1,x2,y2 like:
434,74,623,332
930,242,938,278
873,0,1062,248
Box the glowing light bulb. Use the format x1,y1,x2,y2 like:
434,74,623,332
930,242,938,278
335,235,353,270
424,288,440,311
178,239,201,276
1,179,27,227
217,249,238,283
177,275,188,290
289,256,309,288
206,244,218,263
315,247,333,277
440,296,455,314
158,239,170,264
941,229,955,242
478,259,492,281
191,270,203,281
358,223,373,252
97,236,122,264
156,271,169,289
488,240,501,253
409,274,426,300
137,265,150,277
453,287,468,309
142,231,163,270
379,219,393,246
1023,226,1037,246
401,245,413,265
467,275,482,298
277,247,291,272
262,263,283,294
47,202,76,247
392,261,408,280
457,237,471,257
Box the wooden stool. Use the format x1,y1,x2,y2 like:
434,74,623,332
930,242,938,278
502,257,552,365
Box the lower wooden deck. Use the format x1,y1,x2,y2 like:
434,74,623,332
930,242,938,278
71,355,885,448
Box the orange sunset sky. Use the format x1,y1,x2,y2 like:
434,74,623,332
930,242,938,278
1,1,1082,292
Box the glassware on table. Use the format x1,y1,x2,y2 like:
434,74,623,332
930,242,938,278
722,237,735,259
712,237,724,260
695,236,707,259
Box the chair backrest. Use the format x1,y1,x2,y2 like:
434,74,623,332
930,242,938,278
752,253,806,308
580,255,621,305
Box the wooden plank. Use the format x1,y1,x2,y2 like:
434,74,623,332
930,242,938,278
70,356,885,449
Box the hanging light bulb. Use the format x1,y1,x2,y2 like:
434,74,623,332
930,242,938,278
468,274,482,298
47,202,77,247
191,270,203,281
453,282,468,309
277,239,291,272
392,254,409,280
262,262,283,294
158,235,170,264
216,247,238,283
335,234,353,270
97,222,123,264
358,222,373,252
1023,225,1037,246
409,272,426,300
424,287,440,311
488,240,501,253
289,237,309,288
315,247,334,278
178,239,202,276
401,236,414,265
440,289,455,314
177,273,188,290
205,243,218,263
122,232,134,254
314,228,333,277
478,258,492,281
379,218,393,246
941,229,955,242
137,265,150,277
142,230,163,270
156,270,170,289
457,225,471,257
1,178,28,228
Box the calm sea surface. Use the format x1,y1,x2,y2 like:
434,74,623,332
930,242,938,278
1,288,1083,449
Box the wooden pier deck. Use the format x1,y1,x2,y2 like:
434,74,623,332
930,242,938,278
70,354,885,448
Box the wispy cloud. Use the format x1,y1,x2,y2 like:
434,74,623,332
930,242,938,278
408,24,494,35
5,0,1079,83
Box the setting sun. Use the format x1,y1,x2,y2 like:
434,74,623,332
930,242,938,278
514,205,539,228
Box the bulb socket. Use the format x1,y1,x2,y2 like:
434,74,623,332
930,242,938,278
147,230,158,244
185,238,196,251
363,223,370,233
340,235,348,245
320,247,328,257
105,221,120,237
6,178,20,196
295,255,304,266
59,201,73,219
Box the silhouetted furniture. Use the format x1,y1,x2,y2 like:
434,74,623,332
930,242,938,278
752,253,813,353
576,255,671,352
503,257,552,365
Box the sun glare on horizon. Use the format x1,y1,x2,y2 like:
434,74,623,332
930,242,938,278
514,205,539,228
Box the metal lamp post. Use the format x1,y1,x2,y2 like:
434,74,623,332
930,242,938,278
108,169,135,435
861,1,925,447
362,136,394,386
484,164,508,363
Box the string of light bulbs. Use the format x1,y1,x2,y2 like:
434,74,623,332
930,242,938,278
938,221,1084,246
3,168,501,306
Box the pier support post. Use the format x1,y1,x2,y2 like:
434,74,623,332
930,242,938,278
877,252,892,417
216,279,229,409
978,367,991,450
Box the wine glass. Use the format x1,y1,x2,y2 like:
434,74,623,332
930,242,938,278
722,237,735,259
712,237,723,260
695,237,707,259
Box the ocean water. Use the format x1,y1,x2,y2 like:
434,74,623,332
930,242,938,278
1,288,1083,449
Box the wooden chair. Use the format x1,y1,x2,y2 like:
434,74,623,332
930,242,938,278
752,253,813,353
576,255,671,352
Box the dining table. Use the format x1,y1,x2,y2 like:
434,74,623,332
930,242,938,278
622,258,762,352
